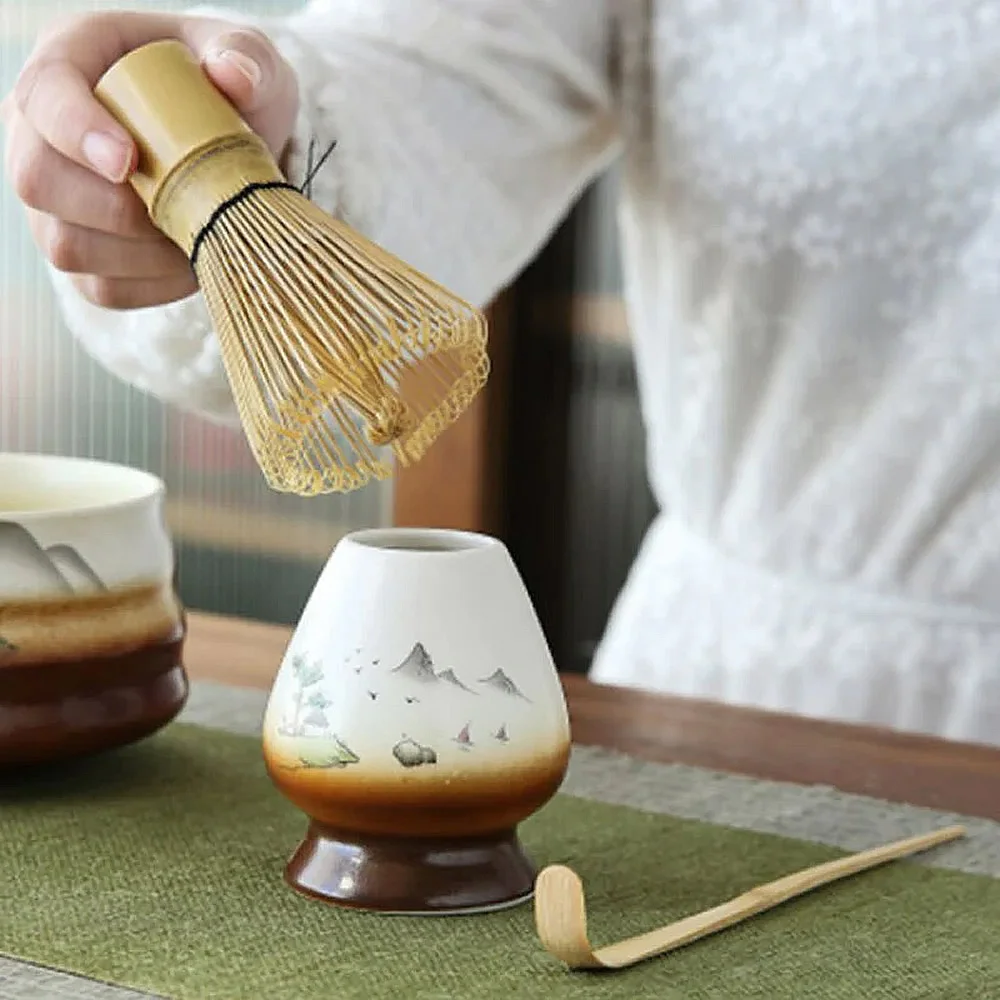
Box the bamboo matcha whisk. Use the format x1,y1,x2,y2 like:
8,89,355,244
93,40,489,496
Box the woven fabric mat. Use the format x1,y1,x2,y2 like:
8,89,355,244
1,691,999,1000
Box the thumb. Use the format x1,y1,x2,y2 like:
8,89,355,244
195,27,298,161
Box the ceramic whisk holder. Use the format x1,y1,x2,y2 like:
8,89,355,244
262,528,571,915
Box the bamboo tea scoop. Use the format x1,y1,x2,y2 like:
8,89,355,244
535,824,966,970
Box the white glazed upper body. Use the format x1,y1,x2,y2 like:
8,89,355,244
47,1,1000,746
263,530,569,780
0,453,178,662
0,453,174,601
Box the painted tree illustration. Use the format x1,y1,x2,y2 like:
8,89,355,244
289,654,324,734
302,690,333,733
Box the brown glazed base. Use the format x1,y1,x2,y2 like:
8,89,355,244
285,822,538,915
0,631,188,767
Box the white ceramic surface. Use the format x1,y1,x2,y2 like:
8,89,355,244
0,452,178,662
263,527,570,787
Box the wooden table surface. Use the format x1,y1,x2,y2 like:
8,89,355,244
185,611,1000,822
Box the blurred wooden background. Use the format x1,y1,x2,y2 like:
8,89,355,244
0,0,655,675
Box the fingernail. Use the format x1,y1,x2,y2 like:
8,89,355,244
82,131,131,183
207,49,262,87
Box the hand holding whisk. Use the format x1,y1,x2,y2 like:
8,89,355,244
94,40,490,496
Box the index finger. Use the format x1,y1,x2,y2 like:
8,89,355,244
12,57,137,182
8,11,223,183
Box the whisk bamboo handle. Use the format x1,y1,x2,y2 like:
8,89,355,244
94,40,284,256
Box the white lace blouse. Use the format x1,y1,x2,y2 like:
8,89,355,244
49,1,1000,747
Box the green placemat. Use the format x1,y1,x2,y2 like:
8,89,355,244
1,725,998,1000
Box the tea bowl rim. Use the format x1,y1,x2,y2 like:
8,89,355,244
0,451,165,522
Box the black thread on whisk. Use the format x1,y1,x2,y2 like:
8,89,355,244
188,138,339,269
301,136,339,200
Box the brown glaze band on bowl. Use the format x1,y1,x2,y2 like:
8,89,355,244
0,585,187,767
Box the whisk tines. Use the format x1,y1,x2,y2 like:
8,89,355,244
196,187,488,494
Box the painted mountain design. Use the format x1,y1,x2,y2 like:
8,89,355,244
391,642,438,682
388,644,529,707
436,668,476,693
0,521,105,598
0,521,73,596
479,669,530,701
46,545,107,593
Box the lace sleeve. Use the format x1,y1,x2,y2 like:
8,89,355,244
50,0,619,426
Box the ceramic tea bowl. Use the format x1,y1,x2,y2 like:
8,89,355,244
263,527,571,915
0,452,187,766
